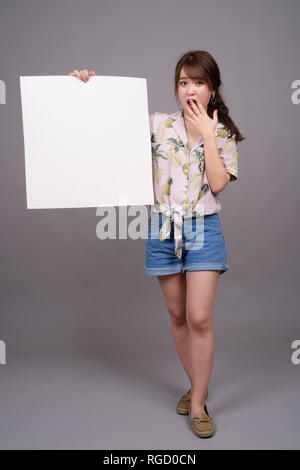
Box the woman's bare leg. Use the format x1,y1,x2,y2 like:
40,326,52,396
157,272,192,385
186,270,220,417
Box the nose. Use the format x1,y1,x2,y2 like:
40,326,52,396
186,84,197,96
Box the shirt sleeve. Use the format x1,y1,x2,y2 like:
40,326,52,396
218,131,238,182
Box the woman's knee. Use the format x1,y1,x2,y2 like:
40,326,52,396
187,310,213,332
168,305,186,326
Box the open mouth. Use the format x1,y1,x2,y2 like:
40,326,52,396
187,99,196,107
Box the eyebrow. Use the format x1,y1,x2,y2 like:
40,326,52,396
179,76,202,80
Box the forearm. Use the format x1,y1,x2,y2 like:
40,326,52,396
203,133,228,193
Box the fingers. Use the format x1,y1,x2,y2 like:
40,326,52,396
195,98,206,113
189,100,198,114
184,101,193,116
69,68,96,82
69,69,80,77
69,69,82,80
190,99,202,115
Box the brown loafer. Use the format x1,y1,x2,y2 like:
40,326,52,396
189,403,215,438
176,388,208,415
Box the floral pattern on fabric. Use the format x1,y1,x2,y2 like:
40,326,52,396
148,109,239,259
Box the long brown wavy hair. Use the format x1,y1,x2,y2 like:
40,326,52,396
174,50,245,142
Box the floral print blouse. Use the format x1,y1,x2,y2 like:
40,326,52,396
149,109,239,259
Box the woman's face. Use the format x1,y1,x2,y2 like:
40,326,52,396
177,66,213,112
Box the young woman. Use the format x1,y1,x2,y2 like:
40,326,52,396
69,50,245,438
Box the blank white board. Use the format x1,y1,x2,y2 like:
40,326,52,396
20,76,154,209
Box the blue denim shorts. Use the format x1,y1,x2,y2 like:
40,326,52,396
144,212,229,276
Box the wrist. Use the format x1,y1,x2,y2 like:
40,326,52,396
202,132,215,141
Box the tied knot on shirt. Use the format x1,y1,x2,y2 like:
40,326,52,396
158,204,186,259
151,203,205,260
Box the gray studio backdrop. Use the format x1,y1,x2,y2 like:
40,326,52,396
0,0,299,450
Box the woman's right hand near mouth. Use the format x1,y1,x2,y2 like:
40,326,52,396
69,69,96,82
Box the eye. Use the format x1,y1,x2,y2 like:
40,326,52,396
179,80,203,86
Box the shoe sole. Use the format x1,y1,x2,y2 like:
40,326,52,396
193,429,215,438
